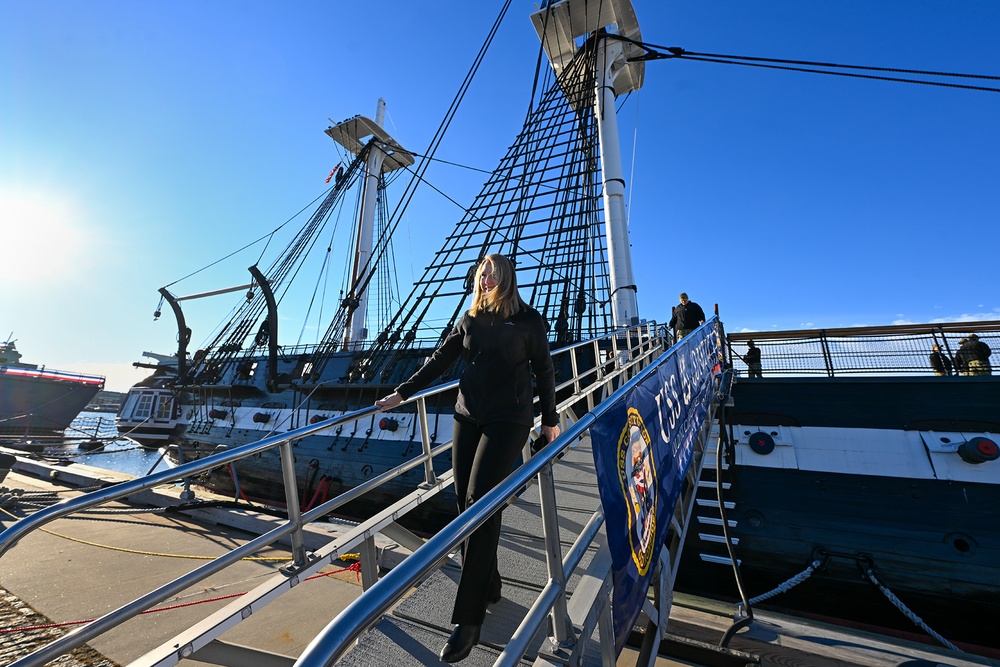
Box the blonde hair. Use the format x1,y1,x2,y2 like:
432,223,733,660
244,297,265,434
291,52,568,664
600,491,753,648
469,254,525,319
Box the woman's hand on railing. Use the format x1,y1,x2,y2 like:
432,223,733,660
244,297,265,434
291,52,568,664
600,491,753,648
375,392,403,411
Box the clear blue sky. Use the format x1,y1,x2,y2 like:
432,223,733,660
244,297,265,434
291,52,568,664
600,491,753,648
3,1,998,391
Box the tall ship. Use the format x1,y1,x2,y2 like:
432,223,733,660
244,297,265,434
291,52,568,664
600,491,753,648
0,338,105,436
125,0,998,651
150,0,645,527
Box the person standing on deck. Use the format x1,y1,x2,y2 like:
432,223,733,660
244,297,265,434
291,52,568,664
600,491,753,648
375,253,560,663
743,340,763,377
957,334,993,375
668,292,706,340
954,338,969,374
929,343,953,376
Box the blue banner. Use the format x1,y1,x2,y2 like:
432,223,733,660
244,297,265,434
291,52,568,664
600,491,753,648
590,322,723,654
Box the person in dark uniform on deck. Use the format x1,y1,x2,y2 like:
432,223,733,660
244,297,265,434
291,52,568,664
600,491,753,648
376,253,560,663
929,343,953,376
668,292,706,340
957,334,992,376
743,339,763,377
954,338,968,374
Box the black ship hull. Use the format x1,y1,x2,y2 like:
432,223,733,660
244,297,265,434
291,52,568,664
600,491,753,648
163,346,593,531
679,376,1000,649
172,426,460,532
165,349,466,531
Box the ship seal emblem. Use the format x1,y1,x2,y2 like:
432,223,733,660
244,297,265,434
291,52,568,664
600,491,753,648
617,407,657,574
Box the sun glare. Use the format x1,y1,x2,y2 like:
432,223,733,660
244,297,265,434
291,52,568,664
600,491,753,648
0,188,90,288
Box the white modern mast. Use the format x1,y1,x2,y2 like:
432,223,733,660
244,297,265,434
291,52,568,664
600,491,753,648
531,0,644,327
326,99,414,349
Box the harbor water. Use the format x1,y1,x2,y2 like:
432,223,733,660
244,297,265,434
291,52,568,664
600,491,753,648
42,410,173,477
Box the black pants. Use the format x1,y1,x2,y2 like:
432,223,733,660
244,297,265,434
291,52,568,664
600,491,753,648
450,417,530,625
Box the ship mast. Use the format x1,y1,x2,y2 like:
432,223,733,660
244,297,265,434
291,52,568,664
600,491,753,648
531,0,644,328
325,99,414,350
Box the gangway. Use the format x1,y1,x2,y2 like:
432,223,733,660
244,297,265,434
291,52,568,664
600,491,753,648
0,318,730,667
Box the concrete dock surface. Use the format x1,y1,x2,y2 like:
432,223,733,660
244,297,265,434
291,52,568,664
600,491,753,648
0,463,368,667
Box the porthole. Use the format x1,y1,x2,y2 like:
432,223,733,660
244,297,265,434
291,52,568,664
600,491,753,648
945,532,977,557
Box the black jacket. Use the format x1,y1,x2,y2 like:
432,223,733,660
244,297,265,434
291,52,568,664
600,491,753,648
668,301,706,331
395,306,558,427
956,339,992,368
929,351,952,375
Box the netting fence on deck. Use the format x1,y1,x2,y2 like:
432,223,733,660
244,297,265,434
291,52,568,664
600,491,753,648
726,321,1000,377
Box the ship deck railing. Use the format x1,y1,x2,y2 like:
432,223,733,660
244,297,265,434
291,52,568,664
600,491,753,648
0,319,726,667
726,319,1000,377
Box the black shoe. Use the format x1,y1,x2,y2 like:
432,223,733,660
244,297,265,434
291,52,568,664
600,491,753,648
439,624,481,663
488,589,502,606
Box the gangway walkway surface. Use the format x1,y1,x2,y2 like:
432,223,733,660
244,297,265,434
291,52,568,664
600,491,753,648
295,319,726,667
338,434,611,666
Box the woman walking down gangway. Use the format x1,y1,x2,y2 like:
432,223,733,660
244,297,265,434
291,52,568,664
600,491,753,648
376,253,561,663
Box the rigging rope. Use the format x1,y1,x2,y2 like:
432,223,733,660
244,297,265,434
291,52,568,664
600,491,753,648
624,39,1000,93
161,6,625,387
660,47,1000,81
670,55,1000,93
358,36,613,373
356,0,515,303
162,186,339,290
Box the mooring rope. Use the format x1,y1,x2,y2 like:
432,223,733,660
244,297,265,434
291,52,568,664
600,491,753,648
742,559,824,610
737,552,964,653
16,498,170,515
862,566,962,652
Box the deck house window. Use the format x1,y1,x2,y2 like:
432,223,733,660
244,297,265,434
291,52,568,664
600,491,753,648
133,393,154,420
154,396,174,420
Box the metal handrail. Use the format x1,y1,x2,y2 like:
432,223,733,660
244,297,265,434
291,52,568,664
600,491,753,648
0,322,656,556
0,321,660,667
0,404,382,556
294,319,701,666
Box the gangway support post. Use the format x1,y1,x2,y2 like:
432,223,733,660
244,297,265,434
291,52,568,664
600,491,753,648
279,441,307,567
417,397,437,486
537,459,574,652
360,536,379,591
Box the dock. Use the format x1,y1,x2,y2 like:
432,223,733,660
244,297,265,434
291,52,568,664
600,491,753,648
2,445,997,667
0,455,372,667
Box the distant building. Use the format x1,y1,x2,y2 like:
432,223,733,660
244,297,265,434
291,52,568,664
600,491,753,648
84,390,126,412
